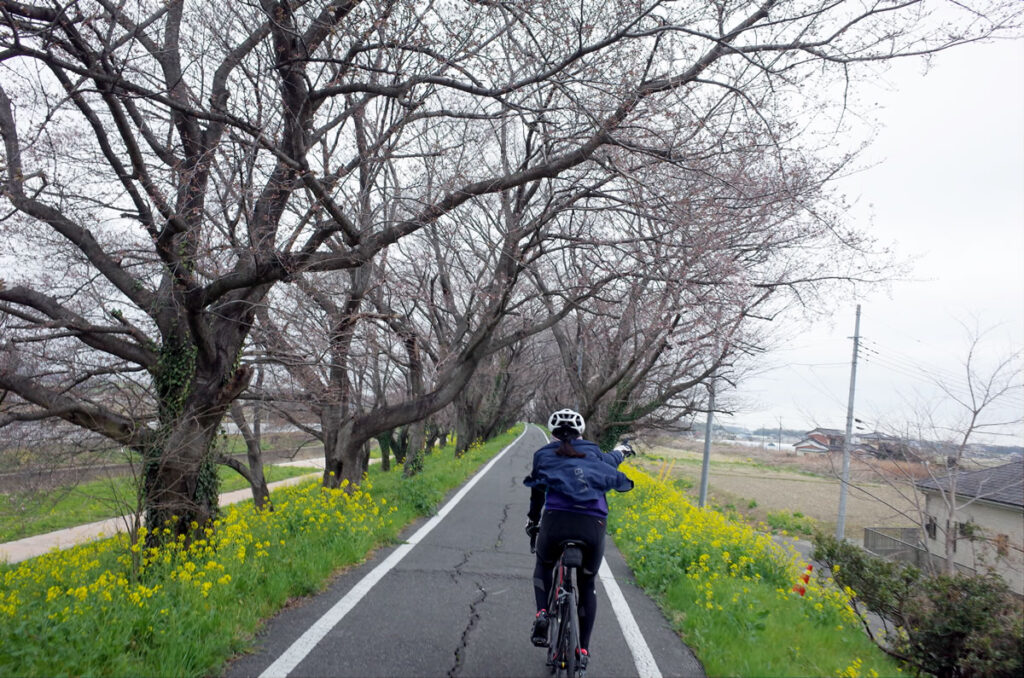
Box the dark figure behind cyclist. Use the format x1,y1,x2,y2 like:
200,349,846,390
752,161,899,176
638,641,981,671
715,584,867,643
524,408,635,669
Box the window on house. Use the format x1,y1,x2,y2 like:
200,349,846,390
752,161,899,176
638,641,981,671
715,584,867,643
925,515,937,540
958,521,977,541
996,534,1009,557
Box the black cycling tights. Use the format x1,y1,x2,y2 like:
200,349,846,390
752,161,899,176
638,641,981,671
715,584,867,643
533,509,606,650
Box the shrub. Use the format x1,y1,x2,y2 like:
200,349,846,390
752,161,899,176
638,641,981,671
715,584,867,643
765,509,817,536
813,533,1024,678
904,572,1023,678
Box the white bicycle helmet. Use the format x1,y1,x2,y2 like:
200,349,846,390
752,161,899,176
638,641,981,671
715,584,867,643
547,408,585,435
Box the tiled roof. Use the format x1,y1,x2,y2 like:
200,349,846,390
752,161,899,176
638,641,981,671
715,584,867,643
916,459,1024,509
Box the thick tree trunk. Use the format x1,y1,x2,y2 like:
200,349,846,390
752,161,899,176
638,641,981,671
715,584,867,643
144,343,252,541
143,414,223,538
425,422,443,452
359,441,371,477
454,395,479,458
402,420,428,477
335,436,366,488
320,412,370,489
376,433,392,472
228,402,271,509
393,427,409,465
322,408,350,487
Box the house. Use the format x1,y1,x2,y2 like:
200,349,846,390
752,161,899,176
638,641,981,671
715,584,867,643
793,437,830,455
793,427,846,455
858,432,913,459
793,427,909,458
916,459,1024,595
793,427,879,456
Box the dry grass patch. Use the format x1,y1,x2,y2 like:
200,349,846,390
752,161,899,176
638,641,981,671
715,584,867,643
640,440,923,544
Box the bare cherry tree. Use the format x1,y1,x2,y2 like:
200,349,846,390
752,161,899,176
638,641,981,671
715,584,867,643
879,328,1023,576
524,133,896,446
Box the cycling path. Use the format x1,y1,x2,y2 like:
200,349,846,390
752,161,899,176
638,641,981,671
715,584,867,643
225,425,704,678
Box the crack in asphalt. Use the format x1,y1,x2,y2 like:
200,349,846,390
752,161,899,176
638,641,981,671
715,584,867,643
494,502,511,549
447,580,487,678
450,548,473,583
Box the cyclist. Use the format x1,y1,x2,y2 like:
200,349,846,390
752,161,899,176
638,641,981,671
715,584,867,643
524,408,635,668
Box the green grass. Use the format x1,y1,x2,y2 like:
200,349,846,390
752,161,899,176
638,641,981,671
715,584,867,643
645,449,826,479
609,466,905,678
0,465,321,542
765,509,819,537
663,575,897,677
0,426,522,678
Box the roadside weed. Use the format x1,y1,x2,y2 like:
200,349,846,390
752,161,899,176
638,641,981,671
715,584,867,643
765,509,819,536
609,467,903,677
0,427,521,677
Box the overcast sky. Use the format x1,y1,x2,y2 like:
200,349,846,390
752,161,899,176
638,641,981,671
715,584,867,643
722,37,1024,446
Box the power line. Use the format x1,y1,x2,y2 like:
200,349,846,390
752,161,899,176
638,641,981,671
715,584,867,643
858,336,1024,401
859,347,1024,408
793,364,849,410
861,337,1023,398
859,337,976,385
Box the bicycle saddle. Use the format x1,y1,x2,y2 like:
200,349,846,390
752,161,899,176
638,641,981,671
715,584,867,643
558,540,585,568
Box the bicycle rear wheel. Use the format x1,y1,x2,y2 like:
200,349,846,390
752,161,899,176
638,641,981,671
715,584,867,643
545,559,563,672
562,589,579,677
545,606,558,674
548,591,576,677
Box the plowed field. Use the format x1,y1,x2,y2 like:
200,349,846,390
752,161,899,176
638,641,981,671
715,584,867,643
638,440,924,545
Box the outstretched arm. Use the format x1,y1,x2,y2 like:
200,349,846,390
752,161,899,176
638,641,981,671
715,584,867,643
527,486,546,523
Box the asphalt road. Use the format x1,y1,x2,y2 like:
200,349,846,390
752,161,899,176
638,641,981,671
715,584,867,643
224,425,704,678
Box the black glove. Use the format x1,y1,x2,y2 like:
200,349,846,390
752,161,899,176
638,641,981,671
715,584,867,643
525,520,539,553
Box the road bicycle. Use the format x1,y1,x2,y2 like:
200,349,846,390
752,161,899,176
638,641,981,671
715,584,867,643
527,438,634,676
546,540,587,677
531,533,587,677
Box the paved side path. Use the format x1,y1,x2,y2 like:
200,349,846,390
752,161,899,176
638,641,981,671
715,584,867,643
225,425,704,678
0,458,326,564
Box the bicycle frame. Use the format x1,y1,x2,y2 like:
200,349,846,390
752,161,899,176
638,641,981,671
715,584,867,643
546,543,584,677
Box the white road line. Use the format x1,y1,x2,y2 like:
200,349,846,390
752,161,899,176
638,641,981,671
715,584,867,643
258,426,530,678
599,560,663,678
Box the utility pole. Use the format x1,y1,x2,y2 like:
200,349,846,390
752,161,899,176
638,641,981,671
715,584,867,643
836,304,861,540
778,417,783,451
699,379,715,508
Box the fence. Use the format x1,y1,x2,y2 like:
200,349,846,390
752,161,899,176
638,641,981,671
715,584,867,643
863,527,976,575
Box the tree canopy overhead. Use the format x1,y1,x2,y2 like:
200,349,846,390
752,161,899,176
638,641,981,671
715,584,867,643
1,0,1019,535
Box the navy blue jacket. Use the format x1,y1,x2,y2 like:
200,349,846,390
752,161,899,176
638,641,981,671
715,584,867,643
524,437,634,520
